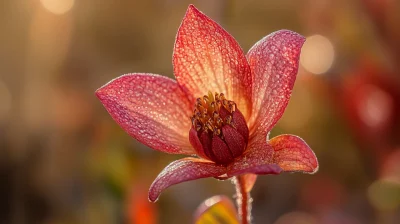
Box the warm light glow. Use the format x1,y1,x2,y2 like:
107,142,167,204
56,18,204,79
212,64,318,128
300,35,335,75
0,80,12,120
40,0,75,15
357,84,392,128
279,87,314,130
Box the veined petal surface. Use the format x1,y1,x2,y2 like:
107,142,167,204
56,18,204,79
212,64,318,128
173,5,252,118
96,73,194,155
247,30,305,135
269,134,318,173
149,158,227,202
227,135,281,176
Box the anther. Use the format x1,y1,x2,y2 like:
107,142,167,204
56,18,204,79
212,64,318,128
225,115,232,124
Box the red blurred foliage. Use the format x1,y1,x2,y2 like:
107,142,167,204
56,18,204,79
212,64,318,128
300,175,345,211
127,186,158,224
380,149,400,184
341,58,400,142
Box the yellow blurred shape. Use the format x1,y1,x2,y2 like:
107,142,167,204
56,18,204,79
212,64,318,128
195,196,239,224
367,180,400,211
300,35,335,75
40,0,75,15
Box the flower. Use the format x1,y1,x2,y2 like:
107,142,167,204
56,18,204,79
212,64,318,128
96,5,319,202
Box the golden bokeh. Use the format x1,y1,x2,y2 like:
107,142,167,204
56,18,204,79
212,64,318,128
40,0,75,15
300,35,335,75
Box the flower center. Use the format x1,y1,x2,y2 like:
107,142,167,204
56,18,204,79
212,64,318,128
191,92,235,136
189,91,249,164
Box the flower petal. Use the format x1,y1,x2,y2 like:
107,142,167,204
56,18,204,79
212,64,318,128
211,135,234,164
246,30,305,135
173,5,252,118
96,73,194,155
149,158,227,202
269,134,318,173
222,125,246,158
227,135,282,176
228,163,282,176
189,127,210,160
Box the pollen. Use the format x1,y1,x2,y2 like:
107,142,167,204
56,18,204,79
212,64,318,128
191,91,237,137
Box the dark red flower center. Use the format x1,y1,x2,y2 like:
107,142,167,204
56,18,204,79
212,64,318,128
189,92,249,164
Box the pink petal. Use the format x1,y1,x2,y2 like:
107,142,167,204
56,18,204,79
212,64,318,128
96,73,195,155
173,5,253,118
228,163,282,176
227,135,282,176
189,127,210,160
148,158,227,202
269,134,319,173
222,125,246,157
231,110,250,143
246,30,305,135
211,135,233,164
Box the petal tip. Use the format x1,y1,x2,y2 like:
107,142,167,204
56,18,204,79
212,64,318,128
187,4,200,14
148,176,165,203
277,29,306,42
95,86,107,100
95,81,114,106
308,155,319,174
148,186,159,203
94,74,128,101
148,158,227,203
188,4,196,10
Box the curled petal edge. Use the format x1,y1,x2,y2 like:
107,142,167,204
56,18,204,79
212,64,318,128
227,138,282,177
148,158,227,202
270,134,319,174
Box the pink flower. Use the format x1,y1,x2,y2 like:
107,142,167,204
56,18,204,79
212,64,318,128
96,5,318,202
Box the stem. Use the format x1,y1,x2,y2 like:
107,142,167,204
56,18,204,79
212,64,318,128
234,175,251,224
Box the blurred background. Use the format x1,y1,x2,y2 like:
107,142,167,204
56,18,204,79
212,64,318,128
1,0,400,223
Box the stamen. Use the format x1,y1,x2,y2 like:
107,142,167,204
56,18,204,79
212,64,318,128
190,91,238,137
225,115,232,124
189,91,250,165
208,91,214,102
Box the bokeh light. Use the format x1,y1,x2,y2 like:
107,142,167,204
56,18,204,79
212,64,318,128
300,35,335,75
40,0,75,15
367,180,400,211
357,84,393,128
